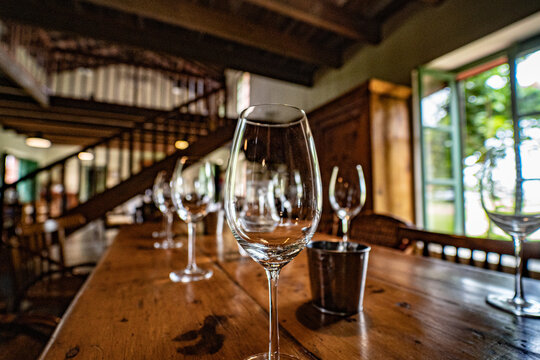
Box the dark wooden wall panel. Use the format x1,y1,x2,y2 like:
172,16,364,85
307,78,413,233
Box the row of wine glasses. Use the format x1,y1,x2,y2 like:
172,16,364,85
152,158,216,283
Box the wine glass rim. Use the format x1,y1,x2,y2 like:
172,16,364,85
240,103,307,127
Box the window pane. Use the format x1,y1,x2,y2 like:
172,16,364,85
421,82,451,128
520,116,540,141
423,128,453,180
463,63,512,160
425,184,455,233
516,48,540,116
462,63,513,237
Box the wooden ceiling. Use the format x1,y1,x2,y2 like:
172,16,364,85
0,0,441,147
0,0,435,86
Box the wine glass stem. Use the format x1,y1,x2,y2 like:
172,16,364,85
187,222,198,271
512,234,526,304
166,211,174,246
341,217,350,242
265,268,281,360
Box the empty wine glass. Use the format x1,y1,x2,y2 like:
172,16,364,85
169,157,215,282
152,171,182,249
329,165,366,244
224,104,322,360
480,140,540,317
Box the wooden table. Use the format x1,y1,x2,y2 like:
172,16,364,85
40,224,540,359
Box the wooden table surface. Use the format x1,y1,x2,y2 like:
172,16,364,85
40,223,540,359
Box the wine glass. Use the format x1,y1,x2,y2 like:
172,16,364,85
152,171,182,249
224,104,322,360
329,165,366,244
480,140,540,317
169,157,216,282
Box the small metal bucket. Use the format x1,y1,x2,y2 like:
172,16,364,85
307,241,370,316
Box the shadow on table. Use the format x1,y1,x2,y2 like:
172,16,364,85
295,301,369,337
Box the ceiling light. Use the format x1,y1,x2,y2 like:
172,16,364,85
25,136,51,149
78,151,94,161
175,140,189,150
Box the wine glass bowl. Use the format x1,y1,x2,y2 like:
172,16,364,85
329,165,366,243
225,104,322,359
169,157,215,282
152,171,182,249
480,140,540,317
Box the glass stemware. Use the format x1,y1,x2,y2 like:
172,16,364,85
152,171,182,249
329,165,366,244
224,104,322,360
480,140,540,317
169,157,215,282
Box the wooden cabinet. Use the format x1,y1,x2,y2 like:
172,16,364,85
308,78,413,232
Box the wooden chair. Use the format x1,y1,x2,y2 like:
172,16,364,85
1,214,89,321
349,211,414,250
0,215,91,360
397,227,540,278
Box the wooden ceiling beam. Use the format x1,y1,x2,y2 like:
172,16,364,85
0,0,316,85
242,0,380,42
0,46,49,106
0,98,152,122
0,120,117,137
84,0,341,67
0,107,210,131
0,107,137,128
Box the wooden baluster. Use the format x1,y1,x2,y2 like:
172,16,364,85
105,141,111,189
91,149,97,197
152,118,158,163
0,153,6,238
129,129,134,177
139,125,144,169
469,250,475,266
118,135,124,183
165,117,170,155
61,163,67,214
422,241,429,257
46,170,53,219
77,153,82,205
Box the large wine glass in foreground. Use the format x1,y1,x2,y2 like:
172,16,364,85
170,157,215,282
480,140,540,317
329,165,366,244
152,171,182,249
225,104,322,360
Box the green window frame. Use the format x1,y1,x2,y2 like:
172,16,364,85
417,33,540,235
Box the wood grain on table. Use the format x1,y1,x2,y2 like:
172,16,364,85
40,225,540,359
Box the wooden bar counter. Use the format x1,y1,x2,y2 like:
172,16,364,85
40,224,540,359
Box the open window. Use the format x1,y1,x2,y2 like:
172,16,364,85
416,34,540,239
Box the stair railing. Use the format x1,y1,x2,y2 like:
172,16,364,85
1,86,230,241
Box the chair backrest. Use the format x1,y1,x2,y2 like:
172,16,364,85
349,211,413,250
397,226,540,277
4,214,86,311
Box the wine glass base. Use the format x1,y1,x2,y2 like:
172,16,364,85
169,267,213,283
486,294,540,318
244,353,298,360
153,240,183,249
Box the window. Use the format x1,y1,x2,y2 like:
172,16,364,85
417,34,540,239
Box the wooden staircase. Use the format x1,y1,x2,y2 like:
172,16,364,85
0,102,236,237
